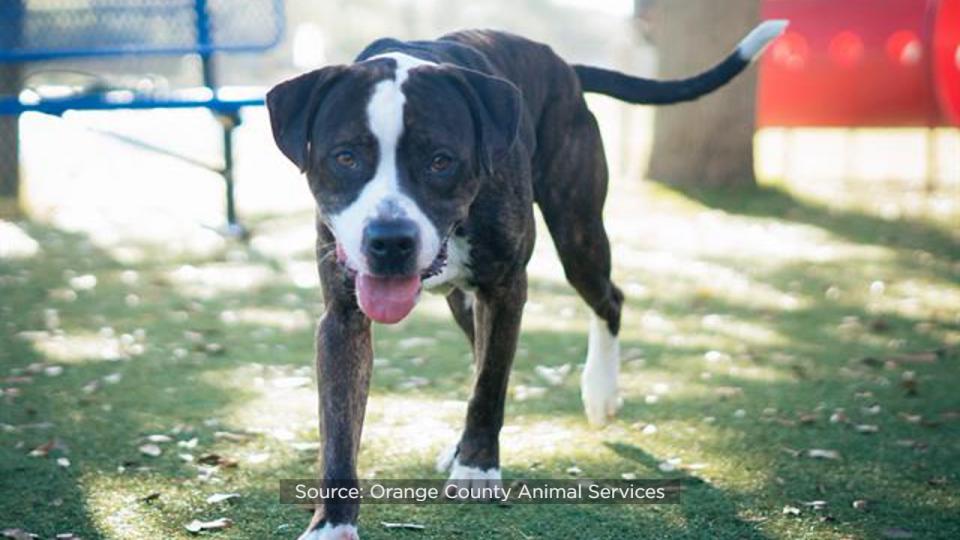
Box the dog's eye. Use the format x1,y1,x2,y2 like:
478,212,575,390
429,153,453,173
334,151,358,169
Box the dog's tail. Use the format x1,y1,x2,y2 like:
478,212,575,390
573,20,788,105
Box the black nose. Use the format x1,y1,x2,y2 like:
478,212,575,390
362,219,420,275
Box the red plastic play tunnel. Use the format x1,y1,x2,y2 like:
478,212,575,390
758,0,960,127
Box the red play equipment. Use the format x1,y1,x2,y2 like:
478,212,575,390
758,0,960,127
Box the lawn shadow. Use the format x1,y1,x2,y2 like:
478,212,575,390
667,183,959,264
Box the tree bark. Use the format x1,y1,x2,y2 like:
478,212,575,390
0,1,24,210
645,0,760,188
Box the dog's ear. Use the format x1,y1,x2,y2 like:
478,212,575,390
267,66,347,172
446,66,523,176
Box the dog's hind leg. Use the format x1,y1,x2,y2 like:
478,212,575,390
534,103,624,427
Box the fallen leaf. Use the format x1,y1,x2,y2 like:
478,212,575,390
56,457,70,468
829,410,849,424
881,528,914,539
807,449,841,460
2,528,37,540
213,431,248,442
802,500,828,510
855,424,879,434
54,534,80,540
144,434,173,443
138,444,162,457
28,440,56,457
658,458,681,472
534,364,571,386
513,385,546,401
206,493,241,504
715,386,743,399
886,351,939,364
782,505,801,516
898,413,923,424
44,366,64,377
780,446,801,458
185,518,232,533
139,492,161,503
197,453,238,468
381,522,425,530
178,437,199,449
861,404,882,415
852,499,869,510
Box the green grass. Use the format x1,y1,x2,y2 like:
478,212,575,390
2,178,959,539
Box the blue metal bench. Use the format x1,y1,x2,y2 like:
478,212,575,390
0,0,286,235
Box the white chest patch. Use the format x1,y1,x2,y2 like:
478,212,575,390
423,235,473,292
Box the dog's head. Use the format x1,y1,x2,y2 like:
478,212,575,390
267,52,522,323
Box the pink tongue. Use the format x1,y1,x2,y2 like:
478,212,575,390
356,273,421,324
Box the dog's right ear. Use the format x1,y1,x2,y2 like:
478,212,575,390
266,66,347,172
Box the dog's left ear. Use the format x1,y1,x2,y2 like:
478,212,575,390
267,65,347,172
446,66,523,176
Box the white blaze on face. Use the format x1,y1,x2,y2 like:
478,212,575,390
329,52,441,275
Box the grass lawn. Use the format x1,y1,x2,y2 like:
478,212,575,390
1,176,958,539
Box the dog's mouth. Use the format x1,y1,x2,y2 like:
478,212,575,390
336,240,449,324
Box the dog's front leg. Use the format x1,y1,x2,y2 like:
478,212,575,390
300,300,372,540
439,273,526,493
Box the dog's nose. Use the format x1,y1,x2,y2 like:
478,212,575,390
362,219,420,275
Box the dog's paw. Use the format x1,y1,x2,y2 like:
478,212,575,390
581,364,622,427
298,523,359,540
444,460,503,500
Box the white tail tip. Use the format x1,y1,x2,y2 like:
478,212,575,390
738,19,789,61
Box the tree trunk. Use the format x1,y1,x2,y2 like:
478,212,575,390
0,1,24,211
645,0,760,188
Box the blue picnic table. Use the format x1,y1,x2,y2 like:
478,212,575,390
0,0,286,235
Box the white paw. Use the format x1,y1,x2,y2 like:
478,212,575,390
435,441,458,473
298,523,359,540
581,314,621,427
444,460,503,500
581,364,622,426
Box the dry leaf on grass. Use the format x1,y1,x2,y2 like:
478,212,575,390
206,493,241,504
381,522,425,531
807,449,841,460
139,492,161,503
138,444,162,457
185,518,233,534
534,364,571,386
197,453,238,468
2,529,38,540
